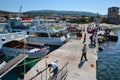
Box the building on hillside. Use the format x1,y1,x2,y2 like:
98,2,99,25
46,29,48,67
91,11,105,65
107,6,120,24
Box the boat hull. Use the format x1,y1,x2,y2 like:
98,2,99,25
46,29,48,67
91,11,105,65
26,36,67,45
1,47,49,58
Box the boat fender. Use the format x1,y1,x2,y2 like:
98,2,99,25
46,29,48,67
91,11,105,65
98,47,103,51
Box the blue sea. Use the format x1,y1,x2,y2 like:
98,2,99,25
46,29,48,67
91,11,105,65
97,28,120,80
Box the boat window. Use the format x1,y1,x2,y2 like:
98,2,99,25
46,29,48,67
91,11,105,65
33,32,49,37
12,31,16,33
2,41,24,48
27,32,29,35
11,22,15,26
40,21,43,24
50,32,63,37
31,21,37,26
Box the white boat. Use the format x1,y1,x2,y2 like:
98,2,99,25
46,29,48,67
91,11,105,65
27,18,70,45
0,40,49,58
5,17,31,33
5,18,70,45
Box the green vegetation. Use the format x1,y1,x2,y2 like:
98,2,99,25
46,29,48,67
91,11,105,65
23,10,98,17
0,10,11,15
67,16,95,23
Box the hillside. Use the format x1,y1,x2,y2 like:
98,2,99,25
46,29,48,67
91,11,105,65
0,9,102,17
0,10,12,15
23,10,99,17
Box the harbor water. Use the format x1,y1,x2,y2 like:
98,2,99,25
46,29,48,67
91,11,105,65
97,28,120,80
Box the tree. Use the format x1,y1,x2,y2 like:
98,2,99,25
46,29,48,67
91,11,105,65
62,18,66,21
81,15,86,23
89,16,94,22
101,17,107,23
4,15,9,20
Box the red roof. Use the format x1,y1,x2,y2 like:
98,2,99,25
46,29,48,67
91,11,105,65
21,17,31,20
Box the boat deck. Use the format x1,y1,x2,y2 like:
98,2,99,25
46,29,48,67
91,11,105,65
0,31,28,48
0,54,28,78
25,24,98,80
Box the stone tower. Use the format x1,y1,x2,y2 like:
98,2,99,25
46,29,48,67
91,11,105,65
108,6,120,24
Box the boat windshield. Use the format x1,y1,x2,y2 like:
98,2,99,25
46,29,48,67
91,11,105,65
50,31,66,37
32,32,49,37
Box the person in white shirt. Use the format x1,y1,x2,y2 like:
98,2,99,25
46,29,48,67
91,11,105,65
48,62,58,78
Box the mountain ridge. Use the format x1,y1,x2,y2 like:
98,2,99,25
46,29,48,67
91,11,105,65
24,10,99,16
0,9,106,17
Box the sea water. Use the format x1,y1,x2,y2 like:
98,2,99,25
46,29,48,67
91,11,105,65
97,28,120,80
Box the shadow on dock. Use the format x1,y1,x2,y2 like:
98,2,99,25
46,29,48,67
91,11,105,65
78,60,85,69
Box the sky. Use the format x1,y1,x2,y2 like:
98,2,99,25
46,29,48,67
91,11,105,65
0,0,120,15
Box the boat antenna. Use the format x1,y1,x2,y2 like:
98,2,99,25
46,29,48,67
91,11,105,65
19,6,22,17
19,6,22,13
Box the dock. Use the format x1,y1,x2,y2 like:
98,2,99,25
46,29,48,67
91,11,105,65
25,24,98,80
0,54,28,78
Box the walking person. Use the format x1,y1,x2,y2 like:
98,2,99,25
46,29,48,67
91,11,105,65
81,44,88,61
48,62,58,79
89,34,93,45
83,32,86,43
93,35,97,45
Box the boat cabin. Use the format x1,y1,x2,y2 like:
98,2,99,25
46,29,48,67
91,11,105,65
2,40,24,48
6,17,30,33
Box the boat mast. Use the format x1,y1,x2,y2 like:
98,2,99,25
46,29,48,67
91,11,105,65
19,6,22,17
19,6,22,14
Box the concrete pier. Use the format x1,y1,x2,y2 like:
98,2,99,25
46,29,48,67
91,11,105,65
25,25,98,80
